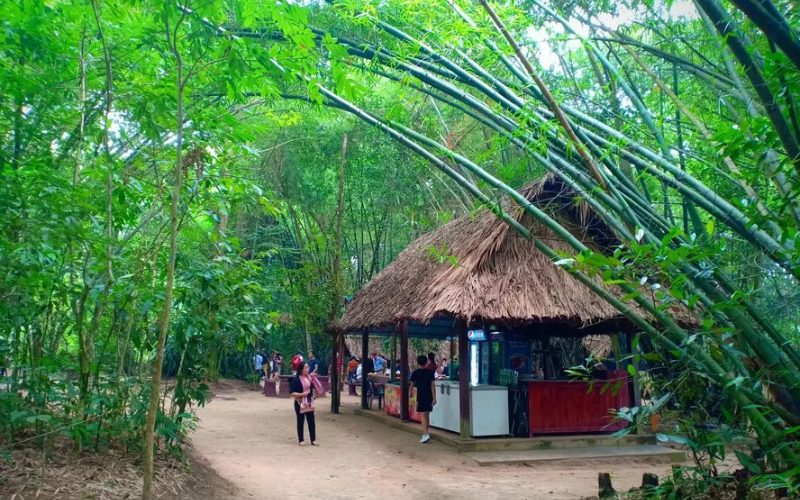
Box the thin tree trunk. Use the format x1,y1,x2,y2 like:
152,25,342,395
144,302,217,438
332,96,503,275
329,133,347,412
142,14,184,500
75,24,87,185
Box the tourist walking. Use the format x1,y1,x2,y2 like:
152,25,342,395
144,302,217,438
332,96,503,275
410,355,437,443
253,350,265,379
259,350,269,378
271,351,283,395
290,359,318,446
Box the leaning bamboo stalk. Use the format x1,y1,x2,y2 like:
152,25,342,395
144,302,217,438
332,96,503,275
727,0,800,71
229,20,791,273
314,85,795,457
609,32,782,228
358,38,792,286
429,5,786,260
477,0,606,189
203,6,800,422
396,99,800,390
351,34,793,275
695,0,800,174
355,50,800,391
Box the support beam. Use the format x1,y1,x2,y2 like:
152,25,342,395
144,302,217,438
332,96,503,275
400,320,409,421
338,333,345,400
542,336,551,379
391,330,397,382
458,320,471,438
449,337,455,376
361,329,369,410
330,331,339,413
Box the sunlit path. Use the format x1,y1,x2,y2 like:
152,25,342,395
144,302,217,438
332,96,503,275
193,382,684,500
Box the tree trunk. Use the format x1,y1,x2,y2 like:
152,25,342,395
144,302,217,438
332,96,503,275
142,15,183,500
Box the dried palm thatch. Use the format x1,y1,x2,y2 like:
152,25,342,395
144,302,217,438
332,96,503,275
335,174,693,336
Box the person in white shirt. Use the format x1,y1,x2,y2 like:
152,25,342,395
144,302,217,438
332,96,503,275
253,352,264,378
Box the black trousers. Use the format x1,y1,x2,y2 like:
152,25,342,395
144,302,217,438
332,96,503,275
294,401,316,443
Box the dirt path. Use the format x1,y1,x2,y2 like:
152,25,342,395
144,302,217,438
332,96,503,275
192,381,681,499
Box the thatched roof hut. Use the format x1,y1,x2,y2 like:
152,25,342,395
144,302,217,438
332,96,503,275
334,174,686,337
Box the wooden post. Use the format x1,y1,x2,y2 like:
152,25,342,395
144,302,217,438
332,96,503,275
487,333,492,385
330,331,339,413
400,320,409,421
542,335,551,380
458,321,471,438
391,330,397,382
449,337,455,376
339,333,345,390
361,329,368,410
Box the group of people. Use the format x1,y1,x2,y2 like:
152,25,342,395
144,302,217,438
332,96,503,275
346,352,390,391
346,351,449,385
258,348,446,447
343,350,448,444
254,350,323,396
253,350,284,394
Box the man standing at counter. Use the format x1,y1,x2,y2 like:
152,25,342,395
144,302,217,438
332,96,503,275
410,355,437,444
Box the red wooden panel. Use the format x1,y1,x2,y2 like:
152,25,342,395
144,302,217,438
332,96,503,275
528,372,631,435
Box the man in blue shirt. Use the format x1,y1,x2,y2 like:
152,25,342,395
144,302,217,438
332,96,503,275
253,351,264,378
373,352,385,374
308,351,319,374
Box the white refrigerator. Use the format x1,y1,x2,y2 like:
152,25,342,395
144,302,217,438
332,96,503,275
430,381,509,437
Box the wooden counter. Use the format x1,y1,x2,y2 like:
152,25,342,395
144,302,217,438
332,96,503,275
528,372,630,434
384,384,420,422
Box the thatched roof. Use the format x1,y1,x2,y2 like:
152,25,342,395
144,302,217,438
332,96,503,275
334,175,689,336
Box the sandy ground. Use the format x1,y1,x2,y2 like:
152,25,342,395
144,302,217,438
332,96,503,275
192,381,683,500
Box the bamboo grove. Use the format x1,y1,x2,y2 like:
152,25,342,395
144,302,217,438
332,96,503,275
1,0,800,496
203,0,800,477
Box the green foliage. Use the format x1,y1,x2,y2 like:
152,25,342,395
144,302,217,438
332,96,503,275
3,0,800,496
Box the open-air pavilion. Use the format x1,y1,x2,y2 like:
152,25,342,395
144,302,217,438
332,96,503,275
328,175,688,441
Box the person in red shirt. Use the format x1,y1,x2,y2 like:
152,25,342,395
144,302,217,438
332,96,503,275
347,356,359,395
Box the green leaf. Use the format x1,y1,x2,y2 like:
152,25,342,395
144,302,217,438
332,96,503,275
705,219,715,237
734,450,763,474
656,433,690,445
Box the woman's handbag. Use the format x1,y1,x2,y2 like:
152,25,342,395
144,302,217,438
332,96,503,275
299,396,315,413
310,373,325,396
299,376,316,413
